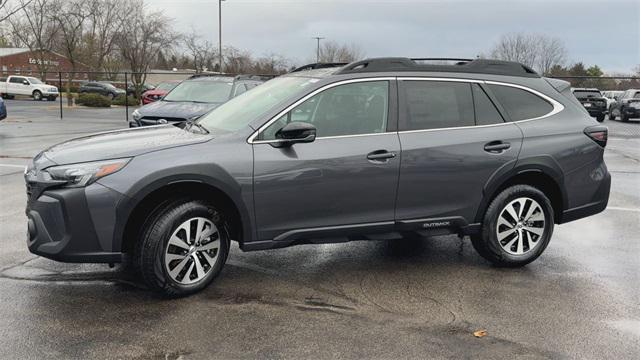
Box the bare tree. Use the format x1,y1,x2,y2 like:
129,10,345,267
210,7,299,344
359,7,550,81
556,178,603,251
51,0,91,105
318,41,364,63
8,0,58,80
117,1,178,98
0,0,34,23
184,31,216,72
254,53,289,74
223,45,253,74
82,0,132,78
489,33,566,75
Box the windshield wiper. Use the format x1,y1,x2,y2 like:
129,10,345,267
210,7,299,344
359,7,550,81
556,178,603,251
185,119,210,134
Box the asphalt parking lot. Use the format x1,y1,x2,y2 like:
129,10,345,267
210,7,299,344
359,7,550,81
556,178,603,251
0,100,639,359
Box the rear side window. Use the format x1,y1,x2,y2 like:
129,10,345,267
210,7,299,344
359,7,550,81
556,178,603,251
400,81,474,131
488,84,553,121
472,84,504,125
9,77,25,83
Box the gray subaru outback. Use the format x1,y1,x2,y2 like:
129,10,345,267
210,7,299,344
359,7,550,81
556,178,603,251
25,58,610,296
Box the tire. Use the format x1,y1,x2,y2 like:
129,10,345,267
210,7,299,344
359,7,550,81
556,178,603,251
135,198,230,297
32,90,42,101
620,111,629,122
596,114,605,122
108,93,116,100
470,185,554,267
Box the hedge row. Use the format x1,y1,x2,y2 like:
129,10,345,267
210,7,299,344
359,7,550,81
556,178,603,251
76,93,111,107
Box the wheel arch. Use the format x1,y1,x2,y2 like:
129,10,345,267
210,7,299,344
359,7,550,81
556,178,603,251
475,159,567,224
117,179,252,256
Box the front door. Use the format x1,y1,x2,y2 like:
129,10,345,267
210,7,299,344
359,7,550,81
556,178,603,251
252,79,400,241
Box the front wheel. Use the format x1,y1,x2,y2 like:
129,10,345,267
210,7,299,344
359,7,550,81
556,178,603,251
471,185,554,267
596,114,605,122
135,199,230,296
32,90,42,101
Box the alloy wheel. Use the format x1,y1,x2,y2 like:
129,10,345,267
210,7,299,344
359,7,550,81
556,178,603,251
495,197,546,255
164,217,220,285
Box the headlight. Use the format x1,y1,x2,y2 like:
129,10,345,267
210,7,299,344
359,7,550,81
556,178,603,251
132,109,141,121
43,158,131,188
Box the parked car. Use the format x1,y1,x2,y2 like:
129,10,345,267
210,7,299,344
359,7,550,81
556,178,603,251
0,75,58,101
609,89,640,122
141,81,180,105
127,83,155,97
572,88,607,122
602,90,623,110
129,75,265,127
78,81,126,99
25,57,610,296
0,97,6,120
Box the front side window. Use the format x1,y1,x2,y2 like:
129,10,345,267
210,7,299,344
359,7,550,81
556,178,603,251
489,84,553,121
260,81,389,140
400,80,474,131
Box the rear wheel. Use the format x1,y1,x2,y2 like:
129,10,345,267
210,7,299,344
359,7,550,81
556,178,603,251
135,199,230,297
471,185,554,267
32,90,42,101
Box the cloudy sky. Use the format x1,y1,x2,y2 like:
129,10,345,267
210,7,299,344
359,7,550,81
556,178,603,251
148,0,639,73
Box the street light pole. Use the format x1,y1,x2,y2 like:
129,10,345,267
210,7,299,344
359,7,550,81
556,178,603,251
313,36,324,63
219,0,225,73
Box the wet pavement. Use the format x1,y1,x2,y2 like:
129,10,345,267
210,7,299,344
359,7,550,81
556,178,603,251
0,108,639,359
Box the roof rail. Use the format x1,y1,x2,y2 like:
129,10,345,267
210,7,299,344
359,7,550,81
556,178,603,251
234,74,277,81
335,57,540,78
290,62,348,73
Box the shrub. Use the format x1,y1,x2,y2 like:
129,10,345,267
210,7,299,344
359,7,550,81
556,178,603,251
76,93,111,107
112,95,139,106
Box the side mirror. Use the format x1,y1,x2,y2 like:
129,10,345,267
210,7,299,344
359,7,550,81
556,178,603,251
273,121,316,147
22,80,29,85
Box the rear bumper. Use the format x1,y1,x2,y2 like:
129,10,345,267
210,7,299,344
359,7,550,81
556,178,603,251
26,183,126,263
558,170,610,224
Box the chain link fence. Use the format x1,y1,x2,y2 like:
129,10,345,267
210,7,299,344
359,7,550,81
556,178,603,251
1,70,639,124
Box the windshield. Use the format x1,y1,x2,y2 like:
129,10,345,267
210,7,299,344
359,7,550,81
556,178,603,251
27,77,43,84
163,81,233,103
198,76,318,133
573,90,601,99
156,82,178,91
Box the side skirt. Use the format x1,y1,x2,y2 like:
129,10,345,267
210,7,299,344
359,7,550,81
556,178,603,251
240,217,482,252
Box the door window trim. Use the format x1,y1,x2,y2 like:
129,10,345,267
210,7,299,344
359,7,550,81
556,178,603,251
248,77,395,144
248,76,565,143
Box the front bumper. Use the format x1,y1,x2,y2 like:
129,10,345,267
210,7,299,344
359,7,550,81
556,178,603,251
26,182,126,263
623,107,640,118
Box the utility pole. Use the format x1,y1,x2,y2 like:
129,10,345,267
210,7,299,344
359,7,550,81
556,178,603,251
219,0,226,73
313,36,324,63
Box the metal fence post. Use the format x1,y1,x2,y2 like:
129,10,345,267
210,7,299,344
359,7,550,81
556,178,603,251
124,72,128,122
58,72,63,119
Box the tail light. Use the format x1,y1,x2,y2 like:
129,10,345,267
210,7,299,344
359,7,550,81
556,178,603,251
584,125,608,148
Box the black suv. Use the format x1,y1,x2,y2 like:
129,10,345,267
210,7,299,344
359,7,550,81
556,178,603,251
609,88,640,122
129,75,266,127
79,81,126,99
572,88,607,122
25,58,611,296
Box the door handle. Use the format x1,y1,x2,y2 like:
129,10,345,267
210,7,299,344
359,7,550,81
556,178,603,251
367,150,396,161
484,141,511,153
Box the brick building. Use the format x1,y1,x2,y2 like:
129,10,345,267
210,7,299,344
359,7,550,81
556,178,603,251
0,48,89,82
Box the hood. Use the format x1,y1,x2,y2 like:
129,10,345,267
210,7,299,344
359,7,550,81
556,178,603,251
137,100,221,120
40,125,212,166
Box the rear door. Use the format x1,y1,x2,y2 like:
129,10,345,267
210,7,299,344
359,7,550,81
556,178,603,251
395,79,523,226
252,79,401,241
8,76,26,95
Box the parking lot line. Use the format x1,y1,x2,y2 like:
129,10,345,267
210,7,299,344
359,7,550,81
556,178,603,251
0,164,25,168
606,206,640,213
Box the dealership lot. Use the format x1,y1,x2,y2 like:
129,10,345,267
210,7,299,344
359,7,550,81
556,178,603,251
0,103,639,359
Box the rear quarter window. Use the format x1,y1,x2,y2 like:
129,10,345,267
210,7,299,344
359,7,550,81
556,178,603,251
488,84,554,121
